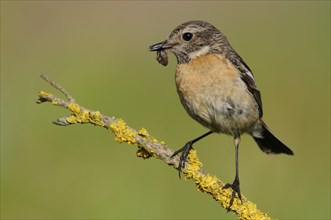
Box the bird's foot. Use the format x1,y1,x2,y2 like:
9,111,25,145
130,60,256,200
223,178,242,211
171,141,194,178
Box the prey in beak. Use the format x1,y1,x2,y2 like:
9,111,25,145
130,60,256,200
149,40,174,66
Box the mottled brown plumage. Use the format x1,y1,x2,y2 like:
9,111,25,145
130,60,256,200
149,20,293,210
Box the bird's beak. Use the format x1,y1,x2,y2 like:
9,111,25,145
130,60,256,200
149,40,175,51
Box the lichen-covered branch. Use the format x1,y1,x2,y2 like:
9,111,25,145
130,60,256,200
36,73,272,220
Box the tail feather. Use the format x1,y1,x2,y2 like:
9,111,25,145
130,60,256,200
252,121,294,155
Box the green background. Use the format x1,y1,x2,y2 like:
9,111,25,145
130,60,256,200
1,1,330,219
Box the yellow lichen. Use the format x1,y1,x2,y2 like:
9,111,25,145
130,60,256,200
109,119,137,144
64,103,105,126
197,174,218,191
39,91,50,97
180,149,271,219
65,115,79,124
184,149,203,179
136,147,152,159
38,91,58,104
68,103,81,114
138,128,149,137
89,111,104,126
138,127,164,145
37,74,271,219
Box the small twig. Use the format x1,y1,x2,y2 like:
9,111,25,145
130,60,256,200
36,74,272,220
39,73,75,103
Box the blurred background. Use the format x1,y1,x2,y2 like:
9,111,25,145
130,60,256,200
1,1,330,219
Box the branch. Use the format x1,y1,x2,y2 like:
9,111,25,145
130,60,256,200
36,73,272,220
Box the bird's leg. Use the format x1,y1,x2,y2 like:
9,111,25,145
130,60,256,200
171,131,213,178
224,136,243,211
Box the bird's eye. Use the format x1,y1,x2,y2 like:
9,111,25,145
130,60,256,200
182,32,193,41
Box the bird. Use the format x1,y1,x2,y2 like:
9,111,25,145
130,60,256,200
149,20,294,210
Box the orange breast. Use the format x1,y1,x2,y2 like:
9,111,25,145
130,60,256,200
175,54,259,134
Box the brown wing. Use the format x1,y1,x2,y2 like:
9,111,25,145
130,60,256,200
240,70,263,118
227,51,263,118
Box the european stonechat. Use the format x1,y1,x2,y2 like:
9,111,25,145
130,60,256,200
149,20,294,209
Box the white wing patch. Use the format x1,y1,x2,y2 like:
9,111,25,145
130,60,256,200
246,70,255,81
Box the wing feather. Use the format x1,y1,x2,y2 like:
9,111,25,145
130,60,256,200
227,51,263,118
